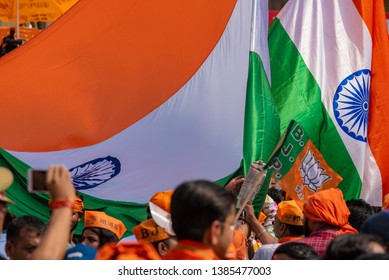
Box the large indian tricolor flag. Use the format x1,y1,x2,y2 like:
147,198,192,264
0,0,277,235
269,0,389,206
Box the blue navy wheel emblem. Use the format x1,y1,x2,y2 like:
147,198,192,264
69,156,121,190
333,69,370,142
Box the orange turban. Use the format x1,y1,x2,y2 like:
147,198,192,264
303,188,357,234
277,200,303,226
84,211,127,239
132,218,170,243
95,241,161,260
48,195,84,213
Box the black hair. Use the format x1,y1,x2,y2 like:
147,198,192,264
171,180,236,242
86,227,119,248
285,224,304,236
323,233,385,260
267,188,285,204
6,216,46,244
346,199,375,231
273,242,319,260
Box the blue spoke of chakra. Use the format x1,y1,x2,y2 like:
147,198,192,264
333,69,370,142
341,107,365,136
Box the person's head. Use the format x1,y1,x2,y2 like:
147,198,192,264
132,218,177,256
345,199,375,231
360,210,389,250
5,215,46,260
303,188,356,236
272,242,319,260
171,180,236,259
323,233,386,259
81,211,126,249
274,200,304,239
267,188,285,205
49,192,84,234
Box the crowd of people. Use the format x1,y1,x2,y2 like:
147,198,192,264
0,165,389,260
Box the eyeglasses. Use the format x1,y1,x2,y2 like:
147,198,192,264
220,221,236,232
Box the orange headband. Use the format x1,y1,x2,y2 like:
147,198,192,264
84,211,127,239
48,195,84,213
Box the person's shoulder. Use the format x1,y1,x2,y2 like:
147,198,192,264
252,243,280,260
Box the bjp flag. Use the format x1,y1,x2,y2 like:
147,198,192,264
267,121,343,209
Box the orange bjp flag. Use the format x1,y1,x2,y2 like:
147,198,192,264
267,121,343,209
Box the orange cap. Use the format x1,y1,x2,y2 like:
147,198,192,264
276,200,304,226
84,211,127,239
132,218,170,243
149,190,174,213
95,241,161,260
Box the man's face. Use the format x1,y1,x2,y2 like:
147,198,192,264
274,216,284,239
6,227,42,260
213,205,235,259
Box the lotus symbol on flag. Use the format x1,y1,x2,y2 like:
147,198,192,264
299,148,330,193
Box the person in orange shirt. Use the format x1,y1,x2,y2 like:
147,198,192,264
163,180,236,260
250,200,304,260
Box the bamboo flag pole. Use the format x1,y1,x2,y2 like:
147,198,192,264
16,0,20,39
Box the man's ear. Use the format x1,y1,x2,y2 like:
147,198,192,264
209,220,223,246
157,241,168,256
5,240,13,259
